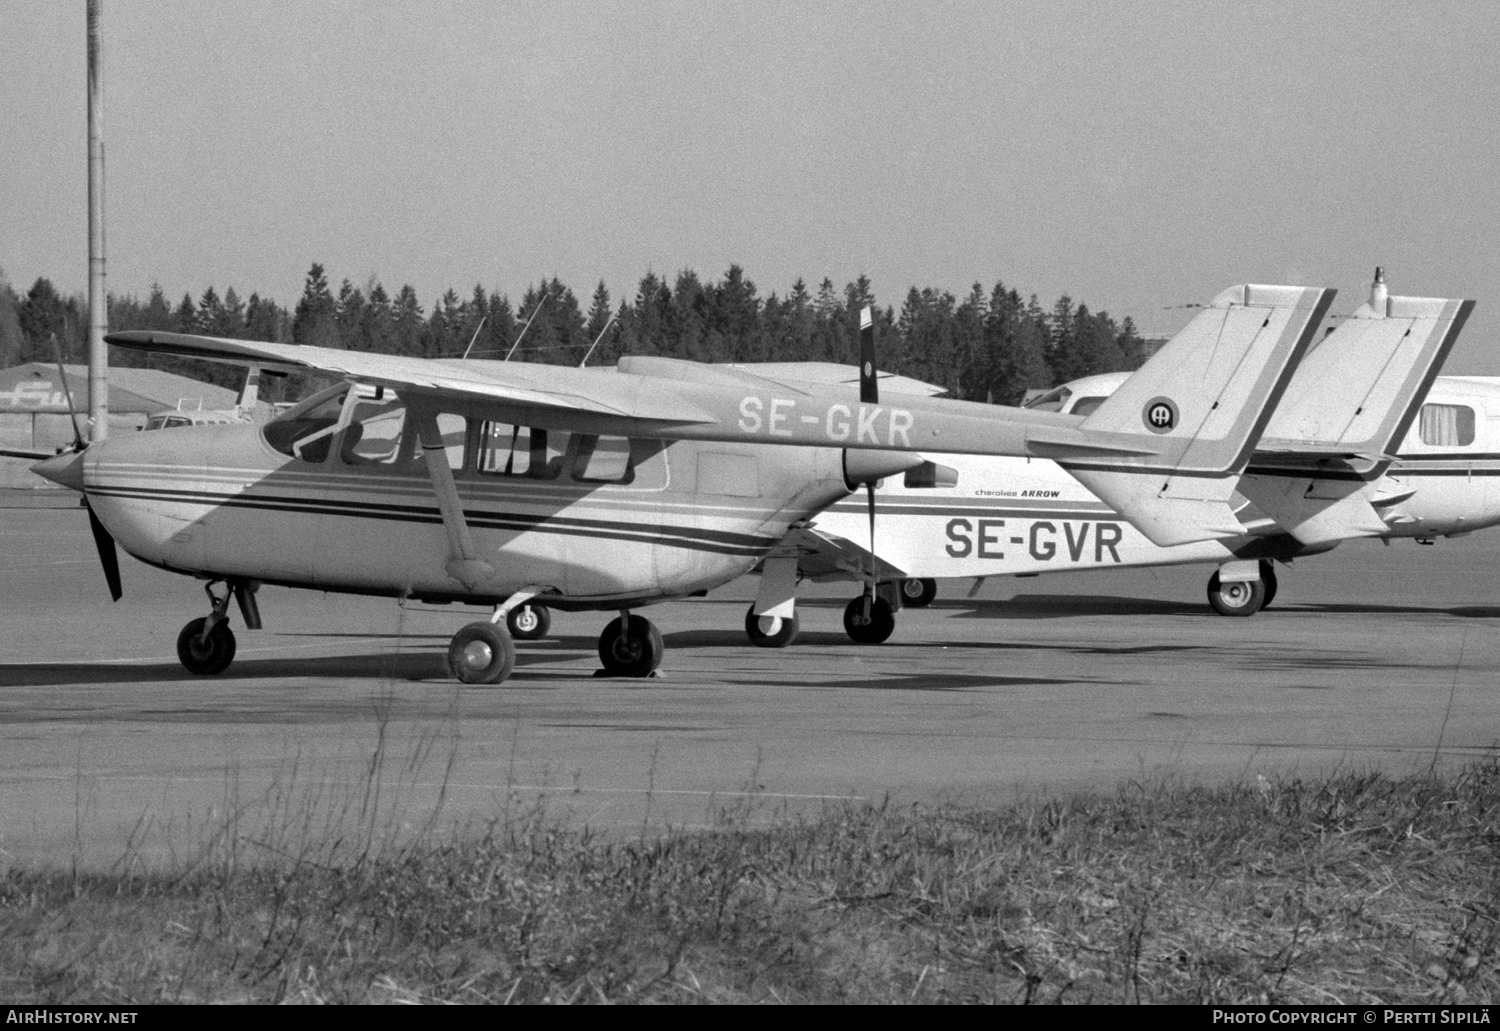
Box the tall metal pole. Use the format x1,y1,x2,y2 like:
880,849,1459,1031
86,0,108,441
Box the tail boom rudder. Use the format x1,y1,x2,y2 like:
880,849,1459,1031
1047,284,1336,547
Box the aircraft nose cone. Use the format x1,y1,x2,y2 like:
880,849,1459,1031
31,449,86,492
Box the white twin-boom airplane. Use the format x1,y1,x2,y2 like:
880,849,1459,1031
32,283,1335,684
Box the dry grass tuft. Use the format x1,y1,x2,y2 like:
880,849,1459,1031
2,760,1497,1003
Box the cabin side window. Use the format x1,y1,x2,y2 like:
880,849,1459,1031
573,434,635,484
1419,403,1475,447
340,395,407,466
477,422,570,479
263,386,349,463
1069,396,1107,418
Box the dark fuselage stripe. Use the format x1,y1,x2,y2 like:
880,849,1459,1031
88,485,775,557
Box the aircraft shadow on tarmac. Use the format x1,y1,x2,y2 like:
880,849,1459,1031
715,672,1093,692
0,647,604,687
663,628,1203,659
864,596,1500,620
1289,602,1500,619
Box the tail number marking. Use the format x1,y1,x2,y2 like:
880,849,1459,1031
738,397,914,447
945,518,1123,563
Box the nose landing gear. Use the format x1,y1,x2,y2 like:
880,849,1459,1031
175,579,257,675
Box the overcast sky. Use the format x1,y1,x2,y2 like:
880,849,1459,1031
4,1,1499,370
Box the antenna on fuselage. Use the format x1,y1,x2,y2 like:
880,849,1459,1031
578,312,617,368
504,294,549,361
460,316,489,359
1370,266,1389,314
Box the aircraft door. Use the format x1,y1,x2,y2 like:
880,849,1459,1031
223,386,354,586
651,445,767,595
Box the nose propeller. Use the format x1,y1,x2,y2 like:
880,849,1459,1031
85,498,123,602
27,336,123,602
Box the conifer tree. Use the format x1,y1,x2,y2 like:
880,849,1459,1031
392,285,424,356
0,271,25,368
292,264,338,348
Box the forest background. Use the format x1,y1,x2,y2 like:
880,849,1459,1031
0,264,1153,406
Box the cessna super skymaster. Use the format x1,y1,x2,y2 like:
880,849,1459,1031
733,273,1478,643
33,283,1332,685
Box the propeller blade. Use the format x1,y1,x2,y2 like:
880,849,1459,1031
858,306,878,405
85,499,122,602
860,306,878,609
864,480,877,611
49,334,86,451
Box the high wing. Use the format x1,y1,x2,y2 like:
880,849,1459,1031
106,283,1331,548
1235,286,1474,545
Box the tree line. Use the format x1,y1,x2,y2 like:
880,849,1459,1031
0,263,1153,405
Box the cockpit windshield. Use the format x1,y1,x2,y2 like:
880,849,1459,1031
1023,386,1071,413
263,385,349,462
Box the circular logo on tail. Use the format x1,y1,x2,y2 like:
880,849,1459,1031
1143,397,1178,433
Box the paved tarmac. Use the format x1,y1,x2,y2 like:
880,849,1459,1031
1,501,1496,870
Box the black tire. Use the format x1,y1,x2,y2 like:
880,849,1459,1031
447,622,516,685
899,578,938,608
507,604,551,641
843,595,896,644
1206,571,1266,617
598,615,664,677
1259,560,1279,609
744,604,800,648
176,617,236,676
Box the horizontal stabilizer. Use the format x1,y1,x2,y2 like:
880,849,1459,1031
1370,486,1418,508
1235,472,1389,545
1022,433,1161,458
1065,468,1248,545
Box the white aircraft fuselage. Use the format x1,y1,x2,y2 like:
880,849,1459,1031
808,375,1500,585
83,384,854,609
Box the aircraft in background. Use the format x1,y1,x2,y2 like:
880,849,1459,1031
29,283,1331,684
734,272,1480,644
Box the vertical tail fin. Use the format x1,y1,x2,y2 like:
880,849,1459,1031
1041,284,1335,546
1236,275,1474,545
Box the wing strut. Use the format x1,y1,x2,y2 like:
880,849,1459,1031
415,410,496,590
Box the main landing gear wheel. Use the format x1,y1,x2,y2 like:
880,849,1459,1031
744,604,800,648
1206,571,1266,617
598,615,664,677
843,596,896,644
177,617,237,676
506,604,551,641
899,578,938,608
447,622,516,685
1259,561,1279,609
